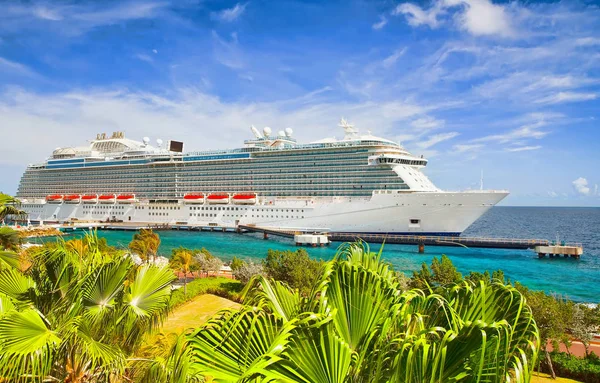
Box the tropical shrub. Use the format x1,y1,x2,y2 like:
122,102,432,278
232,260,264,283
263,248,323,295
172,242,539,383
0,232,175,382
545,352,600,383
169,277,242,308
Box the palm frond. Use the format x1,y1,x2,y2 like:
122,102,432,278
0,308,60,381
241,276,302,321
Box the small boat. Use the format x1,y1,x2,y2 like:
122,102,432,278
207,194,230,204
183,193,205,204
98,194,116,204
64,194,81,204
46,194,63,203
81,194,98,203
116,194,136,204
232,193,257,204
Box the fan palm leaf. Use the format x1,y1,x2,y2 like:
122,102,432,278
0,308,61,381
187,308,290,382
241,276,302,322
0,250,21,269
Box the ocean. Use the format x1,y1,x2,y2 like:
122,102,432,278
34,207,600,303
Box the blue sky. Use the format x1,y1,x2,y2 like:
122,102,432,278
0,0,599,206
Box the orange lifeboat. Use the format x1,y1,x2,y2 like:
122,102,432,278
64,194,81,204
46,194,63,203
232,193,257,205
98,194,116,204
183,193,205,204
81,194,98,203
116,194,136,204
207,194,230,204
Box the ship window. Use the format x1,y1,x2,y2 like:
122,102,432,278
410,219,420,225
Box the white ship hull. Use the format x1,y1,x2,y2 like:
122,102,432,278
21,190,507,235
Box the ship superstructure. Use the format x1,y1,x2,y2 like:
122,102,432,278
17,120,508,234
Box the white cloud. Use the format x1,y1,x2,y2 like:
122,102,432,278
382,48,406,68
448,0,514,37
134,54,153,63
572,177,590,196
0,87,431,166
73,2,167,25
152,49,158,54
211,3,247,22
0,57,39,78
410,117,445,130
453,143,483,153
547,191,558,198
393,0,514,37
416,132,459,149
33,6,63,21
372,15,388,30
0,2,169,35
473,120,549,144
575,37,600,46
535,91,597,105
505,145,541,152
392,2,445,28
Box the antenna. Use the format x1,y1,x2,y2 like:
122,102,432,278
480,170,484,191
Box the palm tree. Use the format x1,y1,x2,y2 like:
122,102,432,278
170,247,198,296
0,193,26,222
0,226,21,251
179,242,539,383
130,229,161,263
0,231,175,382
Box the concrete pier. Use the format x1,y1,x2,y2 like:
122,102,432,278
238,225,584,259
536,245,583,259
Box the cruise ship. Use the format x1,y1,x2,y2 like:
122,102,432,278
16,120,508,235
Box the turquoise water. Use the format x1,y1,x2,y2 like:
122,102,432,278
32,207,600,303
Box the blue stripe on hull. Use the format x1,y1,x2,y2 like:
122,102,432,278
331,232,462,237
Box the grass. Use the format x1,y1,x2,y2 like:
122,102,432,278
532,372,582,383
162,293,241,334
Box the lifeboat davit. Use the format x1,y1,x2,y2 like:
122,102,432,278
98,194,116,204
183,194,205,204
232,193,257,204
46,194,63,203
207,194,230,204
116,194,136,204
64,194,81,204
81,194,98,203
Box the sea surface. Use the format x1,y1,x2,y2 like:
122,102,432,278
33,207,600,303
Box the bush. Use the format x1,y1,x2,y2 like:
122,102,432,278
543,352,600,383
233,261,264,284
263,249,323,295
169,277,242,308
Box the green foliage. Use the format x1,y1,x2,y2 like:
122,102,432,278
263,248,323,295
178,241,539,383
0,232,175,382
545,352,600,383
169,277,242,309
411,254,463,289
0,193,26,221
229,256,244,272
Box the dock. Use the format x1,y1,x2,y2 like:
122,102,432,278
238,225,584,258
